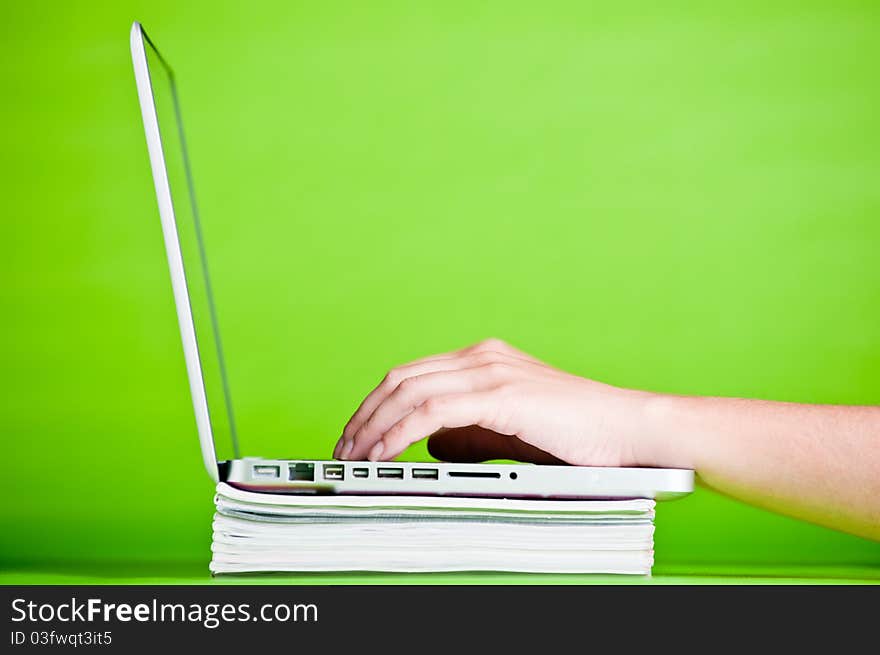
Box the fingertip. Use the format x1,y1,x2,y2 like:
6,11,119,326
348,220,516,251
340,439,354,460
367,441,385,461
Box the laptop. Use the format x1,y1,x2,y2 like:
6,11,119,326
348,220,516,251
129,21,693,500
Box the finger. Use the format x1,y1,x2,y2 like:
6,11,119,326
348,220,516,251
340,357,463,445
427,426,564,465
346,364,513,461
339,339,541,454
339,350,523,456
367,391,501,461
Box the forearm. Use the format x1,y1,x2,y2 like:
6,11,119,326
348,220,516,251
636,394,880,540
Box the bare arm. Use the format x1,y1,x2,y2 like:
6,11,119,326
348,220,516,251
639,395,880,540
336,339,880,541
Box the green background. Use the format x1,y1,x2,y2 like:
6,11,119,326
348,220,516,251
3,0,879,582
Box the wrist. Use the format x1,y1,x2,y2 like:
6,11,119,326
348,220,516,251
629,391,697,469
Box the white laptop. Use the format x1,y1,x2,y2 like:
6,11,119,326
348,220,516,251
129,21,694,501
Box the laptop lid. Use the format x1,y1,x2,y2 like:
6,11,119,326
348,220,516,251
130,21,239,481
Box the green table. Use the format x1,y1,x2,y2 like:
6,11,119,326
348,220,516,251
3,562,878,585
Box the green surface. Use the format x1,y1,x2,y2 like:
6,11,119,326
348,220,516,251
2,562,879,585
3,1,880,581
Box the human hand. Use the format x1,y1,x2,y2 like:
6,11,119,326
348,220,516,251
334,339,652,465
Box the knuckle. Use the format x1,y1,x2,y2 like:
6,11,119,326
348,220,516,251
421,397,442,417
396,376,418,395
477,337,507,352
383,368,402,387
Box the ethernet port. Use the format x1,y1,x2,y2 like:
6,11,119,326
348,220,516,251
289,463,315,481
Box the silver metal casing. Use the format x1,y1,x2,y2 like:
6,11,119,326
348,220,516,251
224,459,694,500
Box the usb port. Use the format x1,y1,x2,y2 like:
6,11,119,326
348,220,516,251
252,465,280,479
412,468,438,480
377,467,404,479
352,468,369,478
323,464,344,481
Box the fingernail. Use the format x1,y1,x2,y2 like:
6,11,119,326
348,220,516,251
333,437,344,459
340,440,353,460
367,441,385,461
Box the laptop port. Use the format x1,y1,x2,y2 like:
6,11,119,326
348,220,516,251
377,467,404,479
252,465,280,479
412,468,438,480
448,470,501,479
289,463,315,481
323,464,344,481
352,468,369,478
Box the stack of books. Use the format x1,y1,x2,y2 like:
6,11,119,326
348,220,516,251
210,483,656,575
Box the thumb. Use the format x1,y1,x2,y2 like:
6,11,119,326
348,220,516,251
427,426,564,465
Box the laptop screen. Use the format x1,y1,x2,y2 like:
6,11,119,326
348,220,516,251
137,25,240,464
